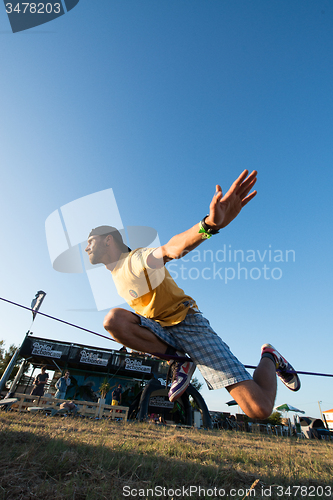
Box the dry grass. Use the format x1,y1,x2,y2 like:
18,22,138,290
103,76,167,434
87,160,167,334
0,412,332,499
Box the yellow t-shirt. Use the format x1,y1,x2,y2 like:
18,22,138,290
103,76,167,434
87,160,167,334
111,248,198,327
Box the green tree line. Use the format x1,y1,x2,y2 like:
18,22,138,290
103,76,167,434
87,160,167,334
0,340,28,381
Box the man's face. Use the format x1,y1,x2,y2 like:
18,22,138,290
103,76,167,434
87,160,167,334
65,372,70,378
85,235,108,265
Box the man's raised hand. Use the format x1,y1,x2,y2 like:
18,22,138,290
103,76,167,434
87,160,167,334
206,170,257,229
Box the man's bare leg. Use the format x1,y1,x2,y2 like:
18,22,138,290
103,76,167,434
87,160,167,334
103,308,170,354
104,308,279,419
227,357,277,420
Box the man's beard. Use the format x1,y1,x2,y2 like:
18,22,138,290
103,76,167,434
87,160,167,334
89,252,103,265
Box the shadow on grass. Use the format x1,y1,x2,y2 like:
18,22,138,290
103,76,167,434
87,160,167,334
0,415,332,500
0,429,255,499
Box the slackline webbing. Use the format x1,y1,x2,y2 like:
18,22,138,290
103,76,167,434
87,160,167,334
1,296,333,377
0,297,111,341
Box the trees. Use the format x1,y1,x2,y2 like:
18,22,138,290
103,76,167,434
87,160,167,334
190,377,203,392
99,378,111,399
267,410,282,426
0,340,28,381
189,376,203,410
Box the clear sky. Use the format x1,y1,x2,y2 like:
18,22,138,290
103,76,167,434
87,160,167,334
0,0,332,419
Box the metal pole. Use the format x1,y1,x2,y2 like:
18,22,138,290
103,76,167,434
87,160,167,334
6,359,27,397
0,291,46,397
25,367,36,394
0,330,32,395
0,346,21,394
322,413,329,430
318,400,324,421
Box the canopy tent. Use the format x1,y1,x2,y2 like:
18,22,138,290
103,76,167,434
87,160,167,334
275,403,305,414
226,400,238,406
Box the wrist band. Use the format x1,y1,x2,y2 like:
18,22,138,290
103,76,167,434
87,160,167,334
198,217,220,239
199,215,219,240
198,221,211,239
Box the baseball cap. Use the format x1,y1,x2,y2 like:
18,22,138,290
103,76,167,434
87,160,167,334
88,226,131,253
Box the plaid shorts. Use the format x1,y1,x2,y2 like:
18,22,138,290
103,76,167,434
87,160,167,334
137,312,252,390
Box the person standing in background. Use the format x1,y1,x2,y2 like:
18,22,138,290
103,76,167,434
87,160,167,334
30,366,49,396
54,370,71,399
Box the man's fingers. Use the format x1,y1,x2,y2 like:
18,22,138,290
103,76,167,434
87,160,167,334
234,169,249,186
238,177,257,199
236,171,257,195
215,170,257,207
240,170,257,188
214,184,223,202
241,190,257,207
215,184,222,195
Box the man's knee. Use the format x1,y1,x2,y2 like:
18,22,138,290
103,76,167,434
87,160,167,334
103,308,125,331
227,380,274,420
103,309,116,328
250,403,273,421
234,400,272,420
103,308,137,342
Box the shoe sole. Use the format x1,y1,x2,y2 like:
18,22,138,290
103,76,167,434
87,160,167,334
262,344,301,392
277,366,301,391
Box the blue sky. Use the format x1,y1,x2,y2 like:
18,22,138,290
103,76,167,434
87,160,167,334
0,0,332,419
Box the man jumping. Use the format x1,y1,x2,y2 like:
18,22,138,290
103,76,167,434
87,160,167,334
85,170,300,419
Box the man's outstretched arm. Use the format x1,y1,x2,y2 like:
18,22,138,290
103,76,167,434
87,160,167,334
148,170,257,267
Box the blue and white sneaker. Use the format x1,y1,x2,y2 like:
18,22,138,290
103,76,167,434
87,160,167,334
261,343,301,392
167,358,196,402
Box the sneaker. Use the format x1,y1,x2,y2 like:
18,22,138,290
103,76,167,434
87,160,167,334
261,343,301,392
166,358,196,402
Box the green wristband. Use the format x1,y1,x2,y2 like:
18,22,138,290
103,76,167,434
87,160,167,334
198,221,212,239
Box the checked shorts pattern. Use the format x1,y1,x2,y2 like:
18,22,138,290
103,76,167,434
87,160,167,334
137,312,252,390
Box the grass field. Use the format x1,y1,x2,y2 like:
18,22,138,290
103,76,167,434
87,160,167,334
0,412,332,500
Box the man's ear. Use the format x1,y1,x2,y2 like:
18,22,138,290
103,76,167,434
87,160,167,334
105,234,113,246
